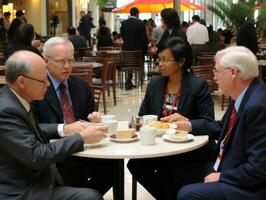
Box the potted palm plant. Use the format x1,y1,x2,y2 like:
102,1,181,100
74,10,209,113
207,0,259,33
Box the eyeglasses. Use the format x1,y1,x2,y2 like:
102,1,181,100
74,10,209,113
20,74,48,85
48,57,75,67
213,67,232,75
157,58,176,64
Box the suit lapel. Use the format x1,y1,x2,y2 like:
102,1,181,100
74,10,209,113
5,86,47,143
45,80,62,119
220,79,260,152
178,72,190,114
155,77,167,117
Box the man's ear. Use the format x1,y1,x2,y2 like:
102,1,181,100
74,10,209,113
16,75,25,89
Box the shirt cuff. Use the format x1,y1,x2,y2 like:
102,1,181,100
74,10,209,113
58,124,65,137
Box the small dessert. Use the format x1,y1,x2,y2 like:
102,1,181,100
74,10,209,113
150,121,169,129
115,128,136,139
171,130,188,140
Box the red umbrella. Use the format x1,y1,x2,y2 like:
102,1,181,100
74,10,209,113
112,0,206,13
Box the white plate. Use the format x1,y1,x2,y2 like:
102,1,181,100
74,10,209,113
163,133,194,143
84,137,109,147
110,134,139,143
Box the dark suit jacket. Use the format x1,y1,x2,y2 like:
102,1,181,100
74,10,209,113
0,86,84,200
32,75,95,134
156,27,187,54
120,17,148,54
237,20,258,54
139,71,214,130
196,79,266,200
139,72,216,160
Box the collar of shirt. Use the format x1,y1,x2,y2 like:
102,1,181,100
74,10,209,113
9,87,30,112
168,28,173,35
48,73,69,97
129,16,138,19
234,86,249,112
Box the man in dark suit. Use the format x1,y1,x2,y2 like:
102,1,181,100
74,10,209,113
67,26,87,51
120,7,148,90
175,46,266,200
77,10,95,47
0,50,106,200
237,19,258,55
32,37,116,195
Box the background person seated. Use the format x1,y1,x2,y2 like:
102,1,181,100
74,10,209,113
67,26,87,51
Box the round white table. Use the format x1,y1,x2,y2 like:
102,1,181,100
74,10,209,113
73,121,209,200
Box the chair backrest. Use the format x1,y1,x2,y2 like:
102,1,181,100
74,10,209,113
82,56,103,63
197,56,215,65
191,65,218,92
71,67,93,85
98,46,114,51
90,85,103,111
106,61,116,83
78,47,93,58
0,52,5,65
121,50,143,68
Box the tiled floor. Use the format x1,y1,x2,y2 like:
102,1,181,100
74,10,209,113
97,81,226,200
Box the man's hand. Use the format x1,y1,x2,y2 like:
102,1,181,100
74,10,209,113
204,172,221,183
173,121,192,132
87,111,102,123
160,113,189,123
63,121,89,136
79,123,108,144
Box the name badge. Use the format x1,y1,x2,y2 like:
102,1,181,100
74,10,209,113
165,104,177,111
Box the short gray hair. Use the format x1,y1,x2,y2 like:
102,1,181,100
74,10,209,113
215,46,258,80
5,56,31,84
43,36,74,57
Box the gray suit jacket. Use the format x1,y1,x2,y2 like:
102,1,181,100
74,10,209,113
0,86,84,200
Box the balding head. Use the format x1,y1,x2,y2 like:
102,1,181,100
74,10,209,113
5,51,49,102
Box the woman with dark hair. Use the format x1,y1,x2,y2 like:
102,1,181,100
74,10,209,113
128,37,216,200
5,23,42,59
156,8,187,54
96,21,113,49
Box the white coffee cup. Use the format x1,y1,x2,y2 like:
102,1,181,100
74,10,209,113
142,115,158,126
103,119,118,135
140,127,156,145
101,115,115,122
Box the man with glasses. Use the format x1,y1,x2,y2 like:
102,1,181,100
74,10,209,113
0,50,105,200
174,46,266,200
32,37,116,196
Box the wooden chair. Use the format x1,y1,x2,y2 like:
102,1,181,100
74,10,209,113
191,65,227,110
71,67,93,86
118,50,143,88
90,85,103,112
98,46,114,51
77,47,93,58
91,61,108,114
197,56,215,65
0,52,5,65
92,61,117,103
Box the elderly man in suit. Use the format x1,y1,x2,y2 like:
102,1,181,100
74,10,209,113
174,46,266,200
0,50,106,200
32,37,116,195
120,7,148,90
